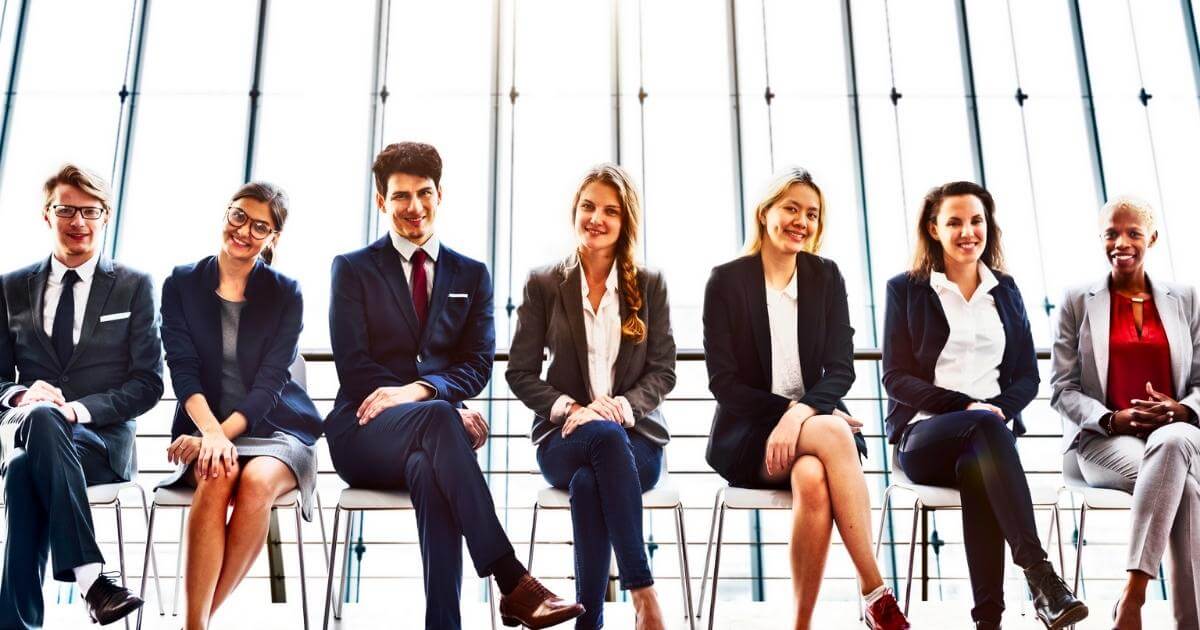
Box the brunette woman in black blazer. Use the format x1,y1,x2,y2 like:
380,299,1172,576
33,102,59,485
881,181,1085,630
703,168,908,630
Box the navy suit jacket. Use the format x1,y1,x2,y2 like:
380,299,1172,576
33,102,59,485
0,256,163,480
325,236,495,440
160,256,322,444
881,269,1039,443
702,252,864,485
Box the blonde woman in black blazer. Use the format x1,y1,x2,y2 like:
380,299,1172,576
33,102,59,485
507,164,676,630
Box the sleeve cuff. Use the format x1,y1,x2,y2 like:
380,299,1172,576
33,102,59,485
415,380,438,399
615,396,635,428
69,401,92,424
550,395,575,425
0,385,27,409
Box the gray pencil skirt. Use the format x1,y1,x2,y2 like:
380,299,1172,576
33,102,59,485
156,430,318,521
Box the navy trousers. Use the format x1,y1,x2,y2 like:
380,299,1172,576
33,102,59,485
896,409,1047,625
327,400,515,630
537,422,663,630
0,405,121,630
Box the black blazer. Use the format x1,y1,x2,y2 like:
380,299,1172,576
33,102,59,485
0,256,164,480
881,270,1039,443
702,252,864,485
325,236,495,440
160,256,322,445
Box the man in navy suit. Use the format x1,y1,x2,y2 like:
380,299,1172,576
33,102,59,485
0,164,163,628
326,142,583,630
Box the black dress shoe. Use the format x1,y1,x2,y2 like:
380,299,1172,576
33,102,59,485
1025,560,1089,629
975,621,1001,630
84,572,144,625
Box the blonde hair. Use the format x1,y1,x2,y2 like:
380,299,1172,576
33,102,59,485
1100,195,1156,234
572,163,646,344
742,167,826,256
42,163,112,212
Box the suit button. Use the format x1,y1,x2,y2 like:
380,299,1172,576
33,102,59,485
416,354,423,363
60,376,70,384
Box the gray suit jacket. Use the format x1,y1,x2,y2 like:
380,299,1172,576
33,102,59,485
507,256,676,446
1050,276,1200,453
0,256,164,480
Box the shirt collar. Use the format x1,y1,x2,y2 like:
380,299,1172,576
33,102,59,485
390,231,440,263
49,251,100,284
929,262,998,302
578,257,620,300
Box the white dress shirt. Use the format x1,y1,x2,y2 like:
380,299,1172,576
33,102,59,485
551,260,635,427
912,263,1005,424
390,230,439,301
0,254,99,422
766,272,806,400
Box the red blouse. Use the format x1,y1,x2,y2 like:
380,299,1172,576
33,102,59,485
1106,293,1174,410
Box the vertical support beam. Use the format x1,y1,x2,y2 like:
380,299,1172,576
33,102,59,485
610,0,621,164
107,0,151,259
725,0,746,247
1067,0,1108,204
954,0,986,187
266,512,286,602
0,0,28,178
1183,0,1200,102
361,0,391,244
842,0,898,590
242,0,269,183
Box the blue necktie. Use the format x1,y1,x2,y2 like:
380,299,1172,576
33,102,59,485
52,270,81,367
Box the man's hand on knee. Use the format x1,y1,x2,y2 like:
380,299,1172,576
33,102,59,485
458,408,489,450
12,380,65,407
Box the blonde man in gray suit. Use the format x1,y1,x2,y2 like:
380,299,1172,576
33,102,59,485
1051,196,1200,630
507,164,675,630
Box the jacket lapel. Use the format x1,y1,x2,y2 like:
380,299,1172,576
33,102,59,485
66,257,116,369
418,249,458,351
26,259,57,365
793,255,817,368
611,276,635,393
370,237,421,345
1150,278,1188,398
746,256,773,386
558,260,593,393
1085,278,1111,401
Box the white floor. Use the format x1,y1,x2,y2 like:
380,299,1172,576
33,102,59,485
43,593,1174,629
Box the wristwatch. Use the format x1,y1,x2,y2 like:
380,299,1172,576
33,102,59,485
1099,412,1115,436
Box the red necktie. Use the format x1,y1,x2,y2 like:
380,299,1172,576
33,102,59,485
410,248,428,329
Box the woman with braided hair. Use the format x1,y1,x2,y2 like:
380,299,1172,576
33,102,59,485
507,163,677,630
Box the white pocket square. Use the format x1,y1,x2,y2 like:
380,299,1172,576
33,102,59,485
448,293,469,299
99,312,131,323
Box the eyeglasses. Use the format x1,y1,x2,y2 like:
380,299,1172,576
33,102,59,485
50,204,105,220
225,207,277,240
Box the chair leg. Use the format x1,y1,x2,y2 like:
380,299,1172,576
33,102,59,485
705,501,727,630
1052,505,1066,577
1073,504,1087,596
322,506,341,630
903,500,920,615
172,507,186,616
696,489,724,618
336,511,353,620
527,503,540,571
487,575,499,630
136,503,158,630
135,486,163,615
115,498,130,630
673,504,696,630
875,485,895,560
295,504,310,630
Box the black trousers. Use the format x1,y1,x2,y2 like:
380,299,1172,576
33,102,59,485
896,409,1047,625
327,400,515,630
0,405,121,630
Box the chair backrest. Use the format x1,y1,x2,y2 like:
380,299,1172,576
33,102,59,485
289,354,307,390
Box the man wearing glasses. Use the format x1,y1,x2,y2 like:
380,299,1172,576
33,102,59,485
0,164,163,628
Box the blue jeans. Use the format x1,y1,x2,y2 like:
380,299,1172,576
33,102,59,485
537,421,663,630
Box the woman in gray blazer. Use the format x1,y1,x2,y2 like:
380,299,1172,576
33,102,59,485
507,164,676,630
1051,196,1200,629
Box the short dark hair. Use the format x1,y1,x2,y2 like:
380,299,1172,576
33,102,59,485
372,142,443,194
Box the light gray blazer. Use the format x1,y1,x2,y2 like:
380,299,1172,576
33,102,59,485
1050,275,1200,453
506,255,676,446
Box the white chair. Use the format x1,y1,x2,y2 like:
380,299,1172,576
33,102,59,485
321,488,499,630
875,447,1066,614
85,480,163,630
1059,452,1134,594
696,486,798,630
136,486,325,630
527,464,696,630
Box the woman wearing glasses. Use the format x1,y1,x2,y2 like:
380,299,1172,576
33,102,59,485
158,183,322,630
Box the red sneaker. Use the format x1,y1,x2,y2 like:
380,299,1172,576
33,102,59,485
864,590,910,630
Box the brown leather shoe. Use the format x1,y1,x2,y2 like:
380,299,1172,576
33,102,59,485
498,574,585,628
